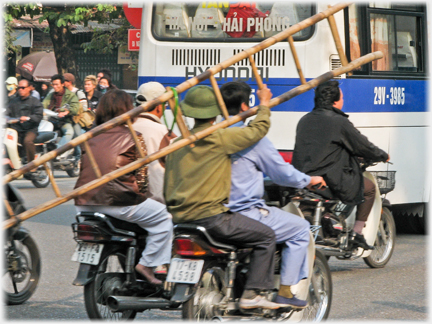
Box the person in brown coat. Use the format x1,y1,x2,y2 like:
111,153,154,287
74,89,173,285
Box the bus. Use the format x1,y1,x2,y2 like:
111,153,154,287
137,2,429,233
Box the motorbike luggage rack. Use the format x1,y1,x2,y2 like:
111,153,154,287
74,211,138,238
174,223,237,251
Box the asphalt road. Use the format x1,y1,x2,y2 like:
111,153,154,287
4,176,428,321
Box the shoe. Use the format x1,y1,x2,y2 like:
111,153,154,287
154,265,167,275
58,149,74,160
349,232,375,250
275,295,308,309
239,295,290,310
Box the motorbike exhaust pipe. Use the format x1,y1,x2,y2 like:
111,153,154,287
107,296,171,312
316,246,346,257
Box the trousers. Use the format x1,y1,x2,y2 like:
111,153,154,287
190,212,276,290
58,122,75,148
356,177,376,221
18,131,37,163
76,198,173,267
239,205,310,286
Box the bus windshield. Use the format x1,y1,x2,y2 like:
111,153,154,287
152,2,315,41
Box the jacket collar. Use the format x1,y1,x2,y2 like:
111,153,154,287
314,104,349,118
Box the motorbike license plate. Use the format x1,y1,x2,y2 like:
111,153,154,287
71,242,103,265
166,258,204,284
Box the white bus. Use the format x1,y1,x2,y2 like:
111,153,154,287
137,2,429,233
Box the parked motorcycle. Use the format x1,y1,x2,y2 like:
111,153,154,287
71,207,332,321
3,115,57,188
3,183,42,305
266,160,396,268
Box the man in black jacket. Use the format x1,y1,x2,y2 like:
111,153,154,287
292,80,389,250
7,79,43,165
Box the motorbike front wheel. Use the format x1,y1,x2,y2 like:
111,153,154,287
4,234,41,305
66,159,80,177
182,262,225,321
30,163,51,188
363,207,396,268
83,251,137,320
301,249,332,321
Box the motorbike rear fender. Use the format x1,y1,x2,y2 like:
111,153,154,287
382,198,391,208
11,227,30,241
170,283,195,303
72,263,99,286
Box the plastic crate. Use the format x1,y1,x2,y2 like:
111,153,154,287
370,171,396,194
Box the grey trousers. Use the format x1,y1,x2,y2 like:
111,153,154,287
76,198,173,267
190,212,276,291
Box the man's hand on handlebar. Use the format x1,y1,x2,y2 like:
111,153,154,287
19,116,30,123
58,110,70,118
306,176,326,190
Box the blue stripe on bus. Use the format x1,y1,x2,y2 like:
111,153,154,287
138,76,428,113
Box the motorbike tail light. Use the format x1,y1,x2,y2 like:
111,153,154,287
73,224,108,241
174,238,207,256
279,151,293,163
173,238,228,256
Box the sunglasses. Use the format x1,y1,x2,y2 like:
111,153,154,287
18,86,28,90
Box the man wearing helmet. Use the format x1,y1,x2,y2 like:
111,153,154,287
164,84,291,310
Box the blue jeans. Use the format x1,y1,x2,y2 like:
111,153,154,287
58,122,74,148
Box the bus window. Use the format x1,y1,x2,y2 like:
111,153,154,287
347,3,425,75
152,2,315,42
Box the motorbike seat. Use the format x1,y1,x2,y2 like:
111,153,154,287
307,186,335,200
76,211,148,236
34,131,57,144
174,223,237,251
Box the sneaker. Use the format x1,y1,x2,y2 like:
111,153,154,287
349,232,375,250
275,295,308,309
239,295,290,310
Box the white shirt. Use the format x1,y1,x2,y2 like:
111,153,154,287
133,113,170,204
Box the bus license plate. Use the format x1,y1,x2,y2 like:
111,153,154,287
71,242,103,265
166,258,204,284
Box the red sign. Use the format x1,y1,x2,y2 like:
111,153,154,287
123,3,142,29
128,29,140,51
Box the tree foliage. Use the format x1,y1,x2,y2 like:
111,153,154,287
5,3,133,80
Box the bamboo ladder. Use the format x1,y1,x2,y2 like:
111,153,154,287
3,2,383,230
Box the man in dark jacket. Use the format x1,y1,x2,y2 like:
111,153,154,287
7,79,43,165
292,80,389,250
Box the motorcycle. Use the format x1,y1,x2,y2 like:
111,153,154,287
3,114,57,188
3,109,81,188
71,206,332,321
43,108,81,178
265,160,396,268
70,211,178,320
3,183,42,304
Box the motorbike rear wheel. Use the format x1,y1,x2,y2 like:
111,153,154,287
182,262,225,321
363,207,396,268
83,251,137,320
4,234,41,305
301,249,332,321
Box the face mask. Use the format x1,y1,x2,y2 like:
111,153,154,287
100,87,107,94
99,84,108,89
6,85,15,92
